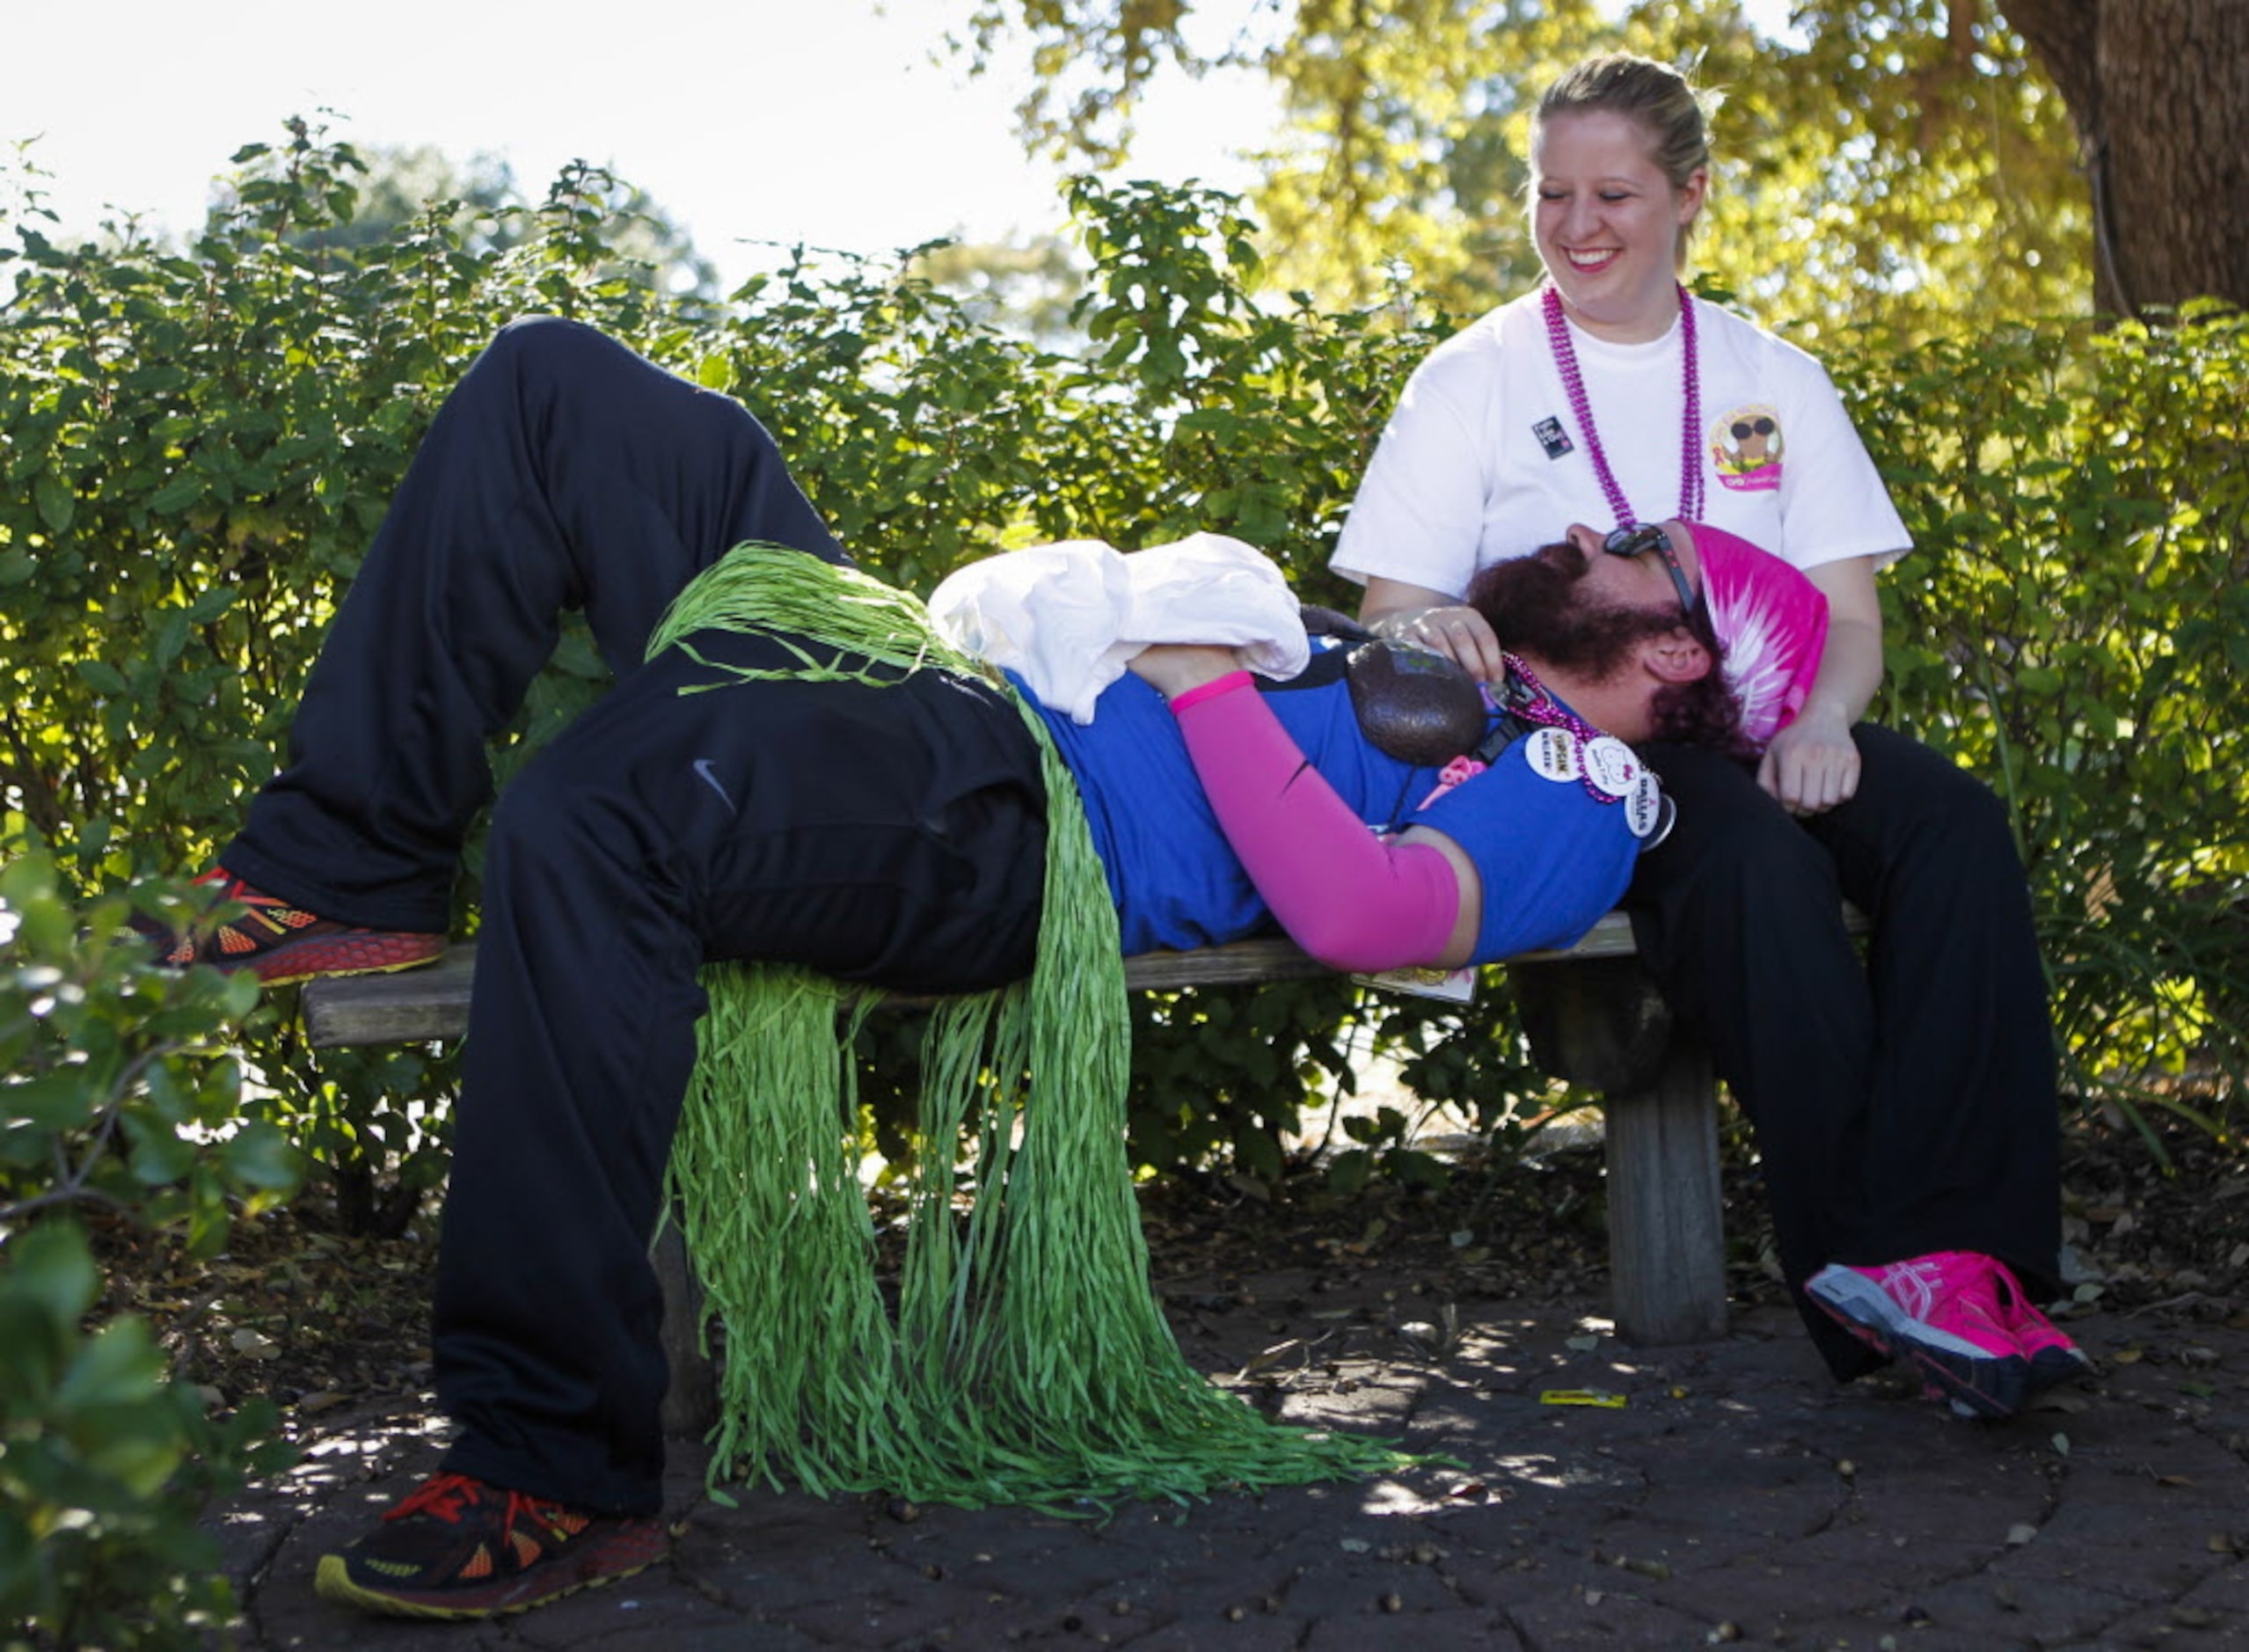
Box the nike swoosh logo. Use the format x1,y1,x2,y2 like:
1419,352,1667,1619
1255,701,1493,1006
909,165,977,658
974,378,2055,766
692,758,737,815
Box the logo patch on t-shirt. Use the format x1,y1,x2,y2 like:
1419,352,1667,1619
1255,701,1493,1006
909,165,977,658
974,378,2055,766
1532,415,1574,460
1711,403,1783,492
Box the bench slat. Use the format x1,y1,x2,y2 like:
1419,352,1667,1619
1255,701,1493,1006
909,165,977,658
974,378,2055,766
297,912,1647,1048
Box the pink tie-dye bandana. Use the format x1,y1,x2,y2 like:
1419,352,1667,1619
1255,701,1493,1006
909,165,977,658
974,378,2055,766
1684,523,1830,750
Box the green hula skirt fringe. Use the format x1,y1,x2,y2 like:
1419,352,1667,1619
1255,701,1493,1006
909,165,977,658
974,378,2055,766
646,544,1413,1511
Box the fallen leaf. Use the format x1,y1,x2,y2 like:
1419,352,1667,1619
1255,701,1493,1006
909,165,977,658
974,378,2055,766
229,1329,279,1360
1239,1340,1303,1377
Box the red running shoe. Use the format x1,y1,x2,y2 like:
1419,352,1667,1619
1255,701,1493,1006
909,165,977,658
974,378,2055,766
314,1472,668,1619
139,867,446,987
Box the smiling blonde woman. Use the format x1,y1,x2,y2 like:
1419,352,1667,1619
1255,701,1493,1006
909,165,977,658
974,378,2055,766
1332,52,2084,1422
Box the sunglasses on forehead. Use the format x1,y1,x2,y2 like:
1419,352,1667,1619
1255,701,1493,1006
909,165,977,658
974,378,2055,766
1602,523,1700,619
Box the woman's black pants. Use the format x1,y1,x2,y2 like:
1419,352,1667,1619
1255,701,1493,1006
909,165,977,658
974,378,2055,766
1627,732,2061,1378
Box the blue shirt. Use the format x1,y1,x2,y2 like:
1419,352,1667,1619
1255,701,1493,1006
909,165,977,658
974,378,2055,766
1023,646,1644,963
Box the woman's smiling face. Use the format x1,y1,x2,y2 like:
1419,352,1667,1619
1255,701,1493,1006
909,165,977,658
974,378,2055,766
1532,108,1705,343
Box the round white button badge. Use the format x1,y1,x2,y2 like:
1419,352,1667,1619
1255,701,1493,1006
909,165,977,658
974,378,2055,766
1581,735,1640,800
1524,727,1584,784
1625,769,1665,839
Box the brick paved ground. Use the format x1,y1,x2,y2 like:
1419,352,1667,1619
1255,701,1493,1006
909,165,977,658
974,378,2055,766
215,1269,2247,1650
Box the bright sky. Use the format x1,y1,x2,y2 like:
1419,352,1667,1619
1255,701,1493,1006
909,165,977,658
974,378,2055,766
8,0,1272,286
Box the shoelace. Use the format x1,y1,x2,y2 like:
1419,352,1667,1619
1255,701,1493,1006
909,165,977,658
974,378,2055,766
1876,1257,1951,1318
1879,1254,2018,1341
388,1473,573,1547
388,1472,485,1524
194,869,316,939
1985,1257,2079,1350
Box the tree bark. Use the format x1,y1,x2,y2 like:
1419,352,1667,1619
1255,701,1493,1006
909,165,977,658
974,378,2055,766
2003,0,2249,315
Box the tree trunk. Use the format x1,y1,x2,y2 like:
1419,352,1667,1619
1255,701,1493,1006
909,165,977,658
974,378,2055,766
2003,0,2249,316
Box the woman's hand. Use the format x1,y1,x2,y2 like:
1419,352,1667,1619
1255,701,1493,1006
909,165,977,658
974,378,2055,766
1127,642,1245,701
1757,701,1860,815
1757,553,1882,815
1371,603,1508,683
1359,576,1508,683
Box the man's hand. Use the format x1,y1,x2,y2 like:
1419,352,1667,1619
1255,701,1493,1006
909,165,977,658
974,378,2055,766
1756,702,1860,815
1369,604,1508,683
1127,642,1246,701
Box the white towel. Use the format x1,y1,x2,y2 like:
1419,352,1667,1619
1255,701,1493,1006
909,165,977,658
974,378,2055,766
926,533,1310,723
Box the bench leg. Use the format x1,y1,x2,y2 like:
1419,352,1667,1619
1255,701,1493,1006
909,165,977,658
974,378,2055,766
1603,1038,1729,1345
1511,954,1728,1345
654,1220,719,1438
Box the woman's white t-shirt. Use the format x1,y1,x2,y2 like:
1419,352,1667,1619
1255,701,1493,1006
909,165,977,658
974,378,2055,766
1332,290,1910,593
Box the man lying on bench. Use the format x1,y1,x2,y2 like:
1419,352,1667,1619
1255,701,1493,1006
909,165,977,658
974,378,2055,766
131,316,1857,1621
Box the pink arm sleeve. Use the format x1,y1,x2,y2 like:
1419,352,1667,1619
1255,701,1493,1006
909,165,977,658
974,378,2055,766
1169,672,1461,972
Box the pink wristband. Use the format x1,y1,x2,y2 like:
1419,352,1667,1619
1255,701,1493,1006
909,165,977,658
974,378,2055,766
1171,677,1462,972
1166,670,1253,713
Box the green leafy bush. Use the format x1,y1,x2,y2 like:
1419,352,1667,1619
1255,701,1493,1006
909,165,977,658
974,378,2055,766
1836,303,2249,1133
4,126,2244,1208
1,854,299,1647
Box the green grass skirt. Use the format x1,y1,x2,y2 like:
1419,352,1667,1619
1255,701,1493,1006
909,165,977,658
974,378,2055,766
647,544,1414,1510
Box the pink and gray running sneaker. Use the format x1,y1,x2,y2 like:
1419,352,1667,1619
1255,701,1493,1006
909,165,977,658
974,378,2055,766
1806,1251,2031,1420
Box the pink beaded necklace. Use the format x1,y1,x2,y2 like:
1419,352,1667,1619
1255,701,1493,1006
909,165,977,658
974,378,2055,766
1541,282,1705,530
1418,654,1637,812
1496,653,1604,748
1498,652,1666,836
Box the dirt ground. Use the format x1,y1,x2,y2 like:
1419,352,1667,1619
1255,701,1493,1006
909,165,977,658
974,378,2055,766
172,1104,2249,1650
135,1105,2249,1425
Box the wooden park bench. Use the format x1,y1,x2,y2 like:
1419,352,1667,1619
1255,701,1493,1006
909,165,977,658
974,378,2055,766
302,911,1781,1415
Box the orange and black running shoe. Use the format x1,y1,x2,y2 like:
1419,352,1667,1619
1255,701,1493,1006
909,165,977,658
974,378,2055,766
314,1472,668,1619
137,866,446,987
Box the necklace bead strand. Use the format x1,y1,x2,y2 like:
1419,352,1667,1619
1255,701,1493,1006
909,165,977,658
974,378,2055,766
1542,282,1704,530
1498,654,1630,807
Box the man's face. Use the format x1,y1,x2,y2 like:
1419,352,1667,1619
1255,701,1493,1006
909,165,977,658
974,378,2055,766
1474,537,1690,682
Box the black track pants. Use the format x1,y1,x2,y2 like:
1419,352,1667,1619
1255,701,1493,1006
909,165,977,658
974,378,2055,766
223,314,845,931
219,318,1048,1511
435,634,1044,1514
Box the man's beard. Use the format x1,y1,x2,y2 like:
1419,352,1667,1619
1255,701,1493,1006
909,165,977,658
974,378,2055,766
1466,540,1681,682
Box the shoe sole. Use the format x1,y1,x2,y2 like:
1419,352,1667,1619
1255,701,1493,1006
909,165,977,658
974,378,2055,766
313,1524,667,1619
242,934,448,988
2024,1344,2093,1392
1807,1266,2030,1420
